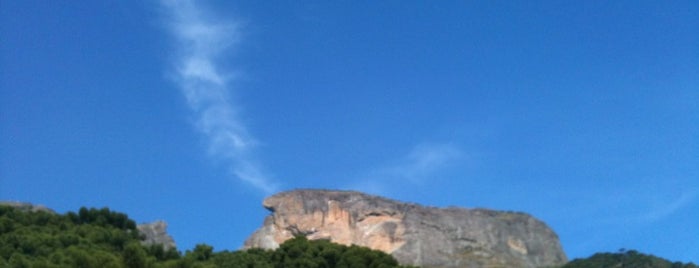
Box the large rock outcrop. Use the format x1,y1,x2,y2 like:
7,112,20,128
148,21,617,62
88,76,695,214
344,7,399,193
244,189,567,268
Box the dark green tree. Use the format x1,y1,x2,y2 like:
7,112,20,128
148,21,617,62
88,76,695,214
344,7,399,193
563,249,698,268
123,242,148,268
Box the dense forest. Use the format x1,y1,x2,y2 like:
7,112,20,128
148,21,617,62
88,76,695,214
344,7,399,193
0,204,695,268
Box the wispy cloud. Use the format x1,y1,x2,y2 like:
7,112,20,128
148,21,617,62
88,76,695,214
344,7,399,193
160,0,278,194
642,190,697,222
350,143,462,194
383,143,462,183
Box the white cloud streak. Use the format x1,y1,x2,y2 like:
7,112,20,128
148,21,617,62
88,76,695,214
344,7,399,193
385,143,462,183
642,190,697,222
160,0,278,194
350,143,462,194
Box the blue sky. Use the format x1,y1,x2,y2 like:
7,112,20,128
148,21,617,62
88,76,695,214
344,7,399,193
1,0,697,263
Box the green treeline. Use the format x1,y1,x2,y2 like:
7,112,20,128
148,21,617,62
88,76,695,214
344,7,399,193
562,249,697,268
1,204,696,268
0,205,414,268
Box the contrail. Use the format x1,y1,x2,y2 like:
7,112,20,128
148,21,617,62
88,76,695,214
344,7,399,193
160,0,278,194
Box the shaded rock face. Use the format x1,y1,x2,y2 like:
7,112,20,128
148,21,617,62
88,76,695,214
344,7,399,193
244,189,567,268
137,220,176,250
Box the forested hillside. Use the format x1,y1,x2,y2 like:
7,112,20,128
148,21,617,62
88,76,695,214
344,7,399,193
0,205,414,268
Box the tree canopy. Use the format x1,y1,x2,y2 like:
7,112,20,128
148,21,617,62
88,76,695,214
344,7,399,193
0,205,415,268
563,249,697,268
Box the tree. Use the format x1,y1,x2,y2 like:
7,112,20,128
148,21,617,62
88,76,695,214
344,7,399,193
123,242,148,268
188,244,213,262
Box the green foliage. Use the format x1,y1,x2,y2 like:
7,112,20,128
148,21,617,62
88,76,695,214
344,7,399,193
0,205,413,268
210,248,273,268
0,205,168,268
123,242,149,268
190,236,415,268
6,204,697,268
186,244,214,262
563,249,698,268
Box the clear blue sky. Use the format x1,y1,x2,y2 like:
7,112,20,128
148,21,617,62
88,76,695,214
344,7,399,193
1,0,697,263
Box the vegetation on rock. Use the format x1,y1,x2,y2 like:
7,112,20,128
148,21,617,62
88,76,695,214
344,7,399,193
0,205,415,268
1,204,696,268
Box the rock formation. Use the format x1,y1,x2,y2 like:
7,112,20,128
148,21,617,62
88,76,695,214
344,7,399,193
244,189,567,268
137,220,176,250
0,201,55,213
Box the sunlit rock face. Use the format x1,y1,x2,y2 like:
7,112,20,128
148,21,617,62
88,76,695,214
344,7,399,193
244,189,567,268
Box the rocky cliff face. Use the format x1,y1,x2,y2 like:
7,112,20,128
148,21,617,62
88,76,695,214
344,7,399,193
244,189,567,268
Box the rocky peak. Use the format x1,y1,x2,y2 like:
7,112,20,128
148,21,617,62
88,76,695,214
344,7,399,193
137,220,176,250
245,189,567,268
